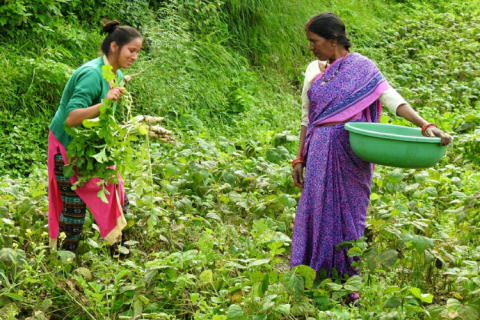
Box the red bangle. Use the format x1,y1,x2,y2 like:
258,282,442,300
292,157,305,169
421,123,438,137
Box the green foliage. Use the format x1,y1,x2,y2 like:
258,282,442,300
0,111,49,176
1,0,480,319
0,0,66,32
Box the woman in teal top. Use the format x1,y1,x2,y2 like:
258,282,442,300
48,21,142,253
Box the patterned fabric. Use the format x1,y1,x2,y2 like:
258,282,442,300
302,53,388,158
53,151,129,252
291,53,389,279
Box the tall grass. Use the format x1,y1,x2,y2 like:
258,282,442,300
221,0,394,74
0,0,406,175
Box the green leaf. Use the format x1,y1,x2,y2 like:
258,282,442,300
384,286,401,294
380,115,390,124
325,282,343,291
411,235,434,254
291,265,316,290
211,297,223,304
57,250,75,264
457,306,479,319
428,305,446,320
378,249,398,268
282,272,304,300
319,268,328,280
133,298,143,317
63,164,75,177
82,118,101,128
384,296,402,308
331,267,339,279
410,287,422,298
5,293,24,301
249,271,264,283
199,270,213,284
344,275,361,292
411,287,433,303
266,148,282,164
332,289,349,300
261,301,275,312
101,65,116,82
387,170,404,183
314,295,330,310
422,187,438,197
274,304,291,315
190,293,200,305
223,171,236,186
446,299,462,313
247,259,270,268
192,171,204,184
227,304,244,319
97,188,109,204
421,294,434,304
92,148,108,163
370,193,380,201
139,124,148,135
165,164,177,179
261,274,269,295
142,270,158,287
347,246,363,257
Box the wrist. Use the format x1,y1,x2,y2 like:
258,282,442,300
421,123,438,136
292,157,305,169
418,120,429,127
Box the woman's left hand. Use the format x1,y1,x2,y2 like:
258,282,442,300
425,127,452,146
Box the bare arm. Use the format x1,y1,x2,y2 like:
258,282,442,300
66,103,102,127
296,126,307,158
292,125,307,188
65,87,124,127
396,103,428,127
396,103,451,146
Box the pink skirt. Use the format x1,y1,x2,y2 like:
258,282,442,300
47,130,127,248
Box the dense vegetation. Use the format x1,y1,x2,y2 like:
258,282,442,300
1,0,480,319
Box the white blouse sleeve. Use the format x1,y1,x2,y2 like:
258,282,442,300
301,61,323,127
378,87,407,116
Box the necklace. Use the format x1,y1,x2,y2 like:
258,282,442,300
320,52,348,85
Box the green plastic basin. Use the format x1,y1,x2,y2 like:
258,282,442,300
344,122,446,168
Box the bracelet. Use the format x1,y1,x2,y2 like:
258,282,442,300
292,157,305,169
421,123,438,137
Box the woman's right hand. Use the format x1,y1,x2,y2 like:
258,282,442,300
105,87,125,101
292,163,305,188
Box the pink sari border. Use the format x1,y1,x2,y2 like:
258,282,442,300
317,80,389,125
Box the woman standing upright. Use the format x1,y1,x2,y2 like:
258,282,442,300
290,13,451,281
48,21,142,252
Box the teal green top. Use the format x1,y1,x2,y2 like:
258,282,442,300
49,57,123,148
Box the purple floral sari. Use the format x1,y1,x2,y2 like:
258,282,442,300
290,53,389,278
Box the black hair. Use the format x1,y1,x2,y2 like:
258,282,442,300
101,20,142,56
306,12,352,50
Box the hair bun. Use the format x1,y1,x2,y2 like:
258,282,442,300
102,20,120,34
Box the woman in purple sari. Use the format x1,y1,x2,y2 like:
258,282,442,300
290,13,451,285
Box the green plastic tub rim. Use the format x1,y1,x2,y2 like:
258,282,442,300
345,123,442,144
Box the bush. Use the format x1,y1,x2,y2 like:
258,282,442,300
0,111,49,176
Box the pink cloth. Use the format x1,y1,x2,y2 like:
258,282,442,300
48,130,126,242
